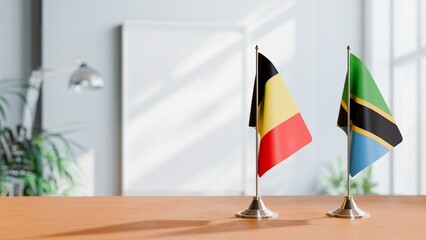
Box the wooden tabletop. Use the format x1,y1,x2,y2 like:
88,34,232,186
1,196,425,239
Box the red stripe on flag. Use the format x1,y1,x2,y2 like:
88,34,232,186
258,113,312,177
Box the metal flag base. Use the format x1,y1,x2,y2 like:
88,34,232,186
236,196,278,219
327,195,370,219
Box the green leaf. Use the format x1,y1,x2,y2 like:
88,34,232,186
24,173,38,195
0,119,79,196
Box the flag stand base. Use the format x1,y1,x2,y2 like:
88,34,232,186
236,196,278,219
327,195,370,219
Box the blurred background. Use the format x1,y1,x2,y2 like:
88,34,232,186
0,0,424,196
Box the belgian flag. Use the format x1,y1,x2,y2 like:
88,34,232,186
337,53,403,176
249,53,312,177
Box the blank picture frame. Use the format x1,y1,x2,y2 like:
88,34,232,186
121,21,248,195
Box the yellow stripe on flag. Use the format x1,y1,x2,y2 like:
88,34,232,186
352,125,394,150
341,97,395,124
351,95,396,124
258,74,299,137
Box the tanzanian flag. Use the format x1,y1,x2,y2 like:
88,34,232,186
337,53,403,176
249,53,312,177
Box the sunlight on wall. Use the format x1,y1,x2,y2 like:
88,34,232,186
123,2,299,195
124,24,245,195
366,0,426,195
260,20,295,68
173,31,244,79
393,62,418,194
120,0,363,196
393,0,418,58
241,1,294,30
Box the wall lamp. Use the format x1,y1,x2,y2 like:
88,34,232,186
22,61,105,136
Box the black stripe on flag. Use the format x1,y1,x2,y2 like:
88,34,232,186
337,99,403,147
249,53,279,127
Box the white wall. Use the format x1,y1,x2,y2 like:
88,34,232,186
0,0,32,127
365,0,426,195
42,0,363,195
315,0,365,191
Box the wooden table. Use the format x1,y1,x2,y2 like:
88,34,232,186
1,196,425,239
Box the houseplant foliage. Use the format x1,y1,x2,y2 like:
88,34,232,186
0,78,80,196
319,156,378,195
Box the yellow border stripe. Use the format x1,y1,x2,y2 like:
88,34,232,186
341,97,396,149
341,100,348,112
350,95,396,124
340,96,396,124
352,125,393,150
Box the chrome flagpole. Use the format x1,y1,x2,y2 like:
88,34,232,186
256,44,260,199
236,45,277,219
327,46,369,219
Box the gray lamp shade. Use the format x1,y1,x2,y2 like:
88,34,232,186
69,63,105,90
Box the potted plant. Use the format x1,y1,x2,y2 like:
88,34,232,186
0,78,80,196
319,156,378,195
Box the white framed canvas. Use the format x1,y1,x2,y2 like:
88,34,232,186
121,21,248,195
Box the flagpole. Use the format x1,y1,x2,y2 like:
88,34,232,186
346,45,351,198
255,45,259,198
326,46,369,219
236,45,277,219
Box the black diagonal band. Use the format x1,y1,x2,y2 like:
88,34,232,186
337,99,403,147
